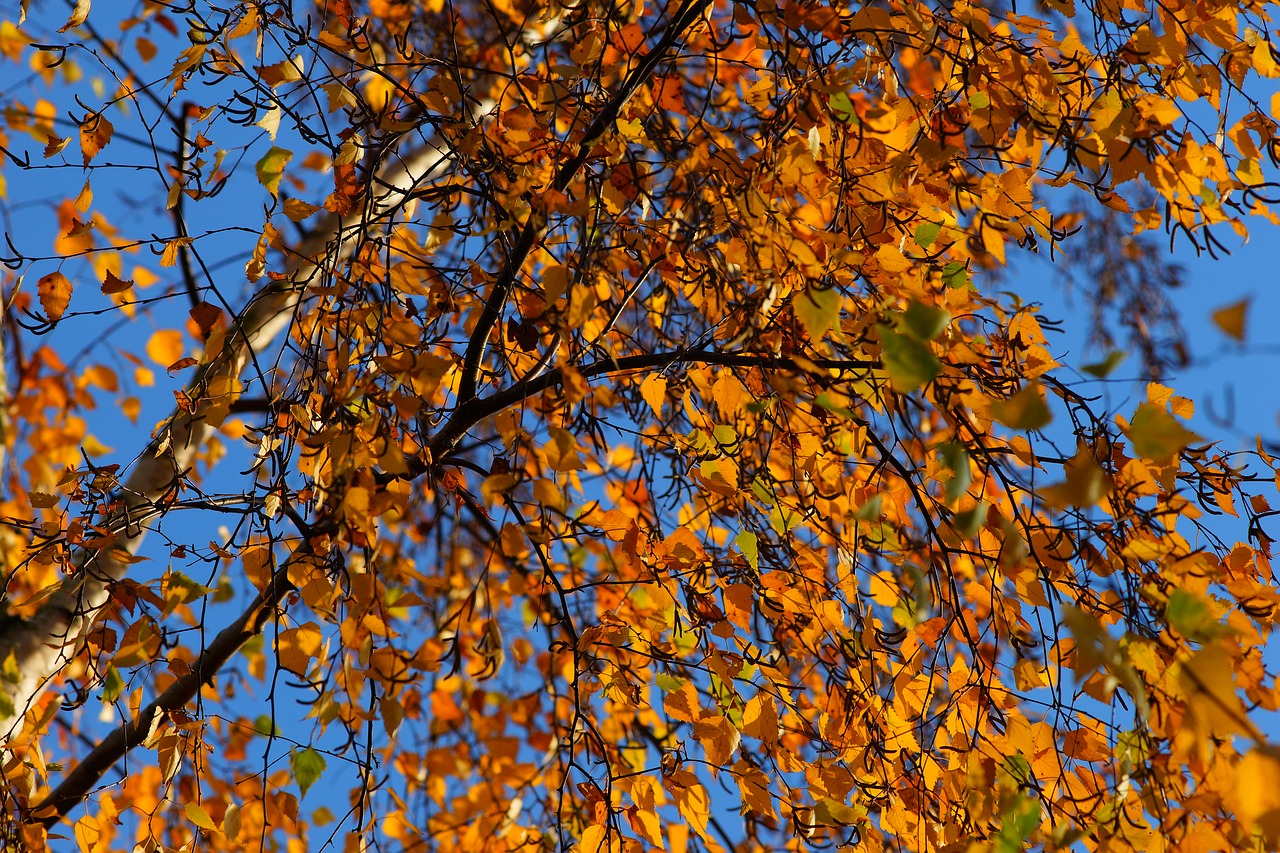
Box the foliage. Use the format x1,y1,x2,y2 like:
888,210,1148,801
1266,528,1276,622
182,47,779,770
0,0,1277,851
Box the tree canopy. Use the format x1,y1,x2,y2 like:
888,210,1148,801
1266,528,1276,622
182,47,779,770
0,0,1279,850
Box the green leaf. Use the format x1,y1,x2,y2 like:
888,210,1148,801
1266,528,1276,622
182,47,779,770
253,715,279,737
750,477,775,506
901,300,951,341
813,392,856,419
102,665,125,704
992,382,1052,431
255,145,293,197
878,324,940,393
1124,403,1201,462
795,287,841,343
994,793,1040,853
1082,350,1126,378
969,91,991,110
735,531,759,572
853,494,882,520
938,442,971,505
940,261,969,289
913,221,941,249
828,91,856,122
291,746,327,798
655,673,685,692
954,502,988,537
1166,589,1226,641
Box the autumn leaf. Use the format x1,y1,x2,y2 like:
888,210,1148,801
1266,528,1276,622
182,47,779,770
276,622,323,676
57,0,90,32
37,270,72,320
101,270,133,294
255,146,293,196
1124,402,1201,462
1230,748,1280,843
185,802,217,832
79,112,113,165
794,287,841,342
1211,298,1248,341
992,382,1053,430
639,373,666,417
146,330,184,366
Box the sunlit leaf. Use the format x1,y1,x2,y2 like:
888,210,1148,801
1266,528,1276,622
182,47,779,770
255,146,293,196
291,747,326,798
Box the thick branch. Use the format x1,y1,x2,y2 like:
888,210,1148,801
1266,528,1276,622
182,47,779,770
424,348,879,476
0,144,447,742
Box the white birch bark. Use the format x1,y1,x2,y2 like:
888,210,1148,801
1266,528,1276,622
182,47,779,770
0,142,447,743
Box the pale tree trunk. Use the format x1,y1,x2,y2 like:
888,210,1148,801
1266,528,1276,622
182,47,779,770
0,142,448,744
0,0,714,822
0,0,568,751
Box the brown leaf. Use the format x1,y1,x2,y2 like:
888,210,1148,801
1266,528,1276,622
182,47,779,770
79,112,113,165
189,301,223,337
101,270,133,294
37,271,72,321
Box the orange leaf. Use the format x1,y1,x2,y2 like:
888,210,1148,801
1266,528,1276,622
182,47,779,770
79,112,113,165
1211,298,1248,341
37,271,72,321
276,622,323,676
146,330,184,367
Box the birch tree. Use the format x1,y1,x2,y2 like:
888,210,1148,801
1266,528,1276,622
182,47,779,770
0,0,1279,850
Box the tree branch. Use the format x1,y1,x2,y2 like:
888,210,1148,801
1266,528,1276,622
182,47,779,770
454,0,713,404
30,553,303,825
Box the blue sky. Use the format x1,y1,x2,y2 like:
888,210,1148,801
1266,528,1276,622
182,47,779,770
2,1,1280,848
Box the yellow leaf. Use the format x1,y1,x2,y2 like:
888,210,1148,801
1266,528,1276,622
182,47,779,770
794,287,841,343
1179,646,1258,743
671,781,710,841
1124,403,1201,463
185,802,217,832
276,622,323,675
146,330,184,367
37,271,72,321
640,374,667,418
73,813,101,852
1211,298,1248,341
1231,748,1280,842
578,824,607,853
741,693,778,746
734,759,777,819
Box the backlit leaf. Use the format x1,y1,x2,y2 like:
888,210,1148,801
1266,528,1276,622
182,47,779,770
255,146,293,196
290,746,326,798
795,287,841,343
1212,298,1248,341
38,271,72,321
